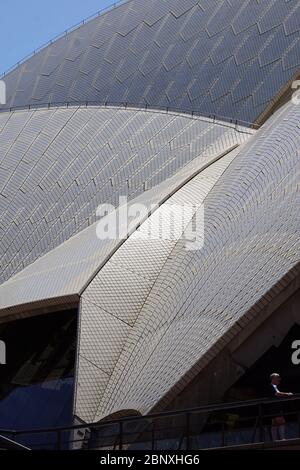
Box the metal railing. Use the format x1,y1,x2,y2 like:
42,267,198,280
0,434,31,450
1,394,299,450
0,99,260,131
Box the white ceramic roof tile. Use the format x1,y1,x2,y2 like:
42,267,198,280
75,355,110,423
70,100,300,422
0,128,245,313
79,298,131,375
75,146,240,421
1,0,299,123
0,106,250,284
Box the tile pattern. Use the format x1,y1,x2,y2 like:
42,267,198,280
74,100,300,422
0,123,246,312
0,0,298,426
76,148,239,421
0,106,250,285
1,0,299,123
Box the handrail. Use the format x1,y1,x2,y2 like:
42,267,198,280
1,394,299,437
0,99,259,130
0,434,31,450
0,0,130,79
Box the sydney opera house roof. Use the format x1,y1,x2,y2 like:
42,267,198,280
0,0,299,432
1,0,300,121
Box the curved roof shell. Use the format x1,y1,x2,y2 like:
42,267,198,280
0,106,251,285
0,0,299,426
74,100,300,422
1,0,299,122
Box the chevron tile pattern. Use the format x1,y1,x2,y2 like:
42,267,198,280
1,0,299,123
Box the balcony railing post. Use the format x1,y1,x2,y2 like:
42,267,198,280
258,403,264,442
186,412,190,450
119,421,123,450
221,421,226,447
151,422,155,451
56,430,61,450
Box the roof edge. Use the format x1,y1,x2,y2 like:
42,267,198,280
0,294,79,323
0,0,131,79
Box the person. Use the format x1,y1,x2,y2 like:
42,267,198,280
269,373,293,441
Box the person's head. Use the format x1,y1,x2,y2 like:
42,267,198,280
270,373,281,385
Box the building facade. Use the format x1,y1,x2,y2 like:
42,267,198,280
0,0,299,443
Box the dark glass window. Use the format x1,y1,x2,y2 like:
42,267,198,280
0,308,77,435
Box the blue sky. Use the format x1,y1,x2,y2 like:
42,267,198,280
0,0,115,74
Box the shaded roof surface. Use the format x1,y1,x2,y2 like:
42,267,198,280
1,0,299,122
